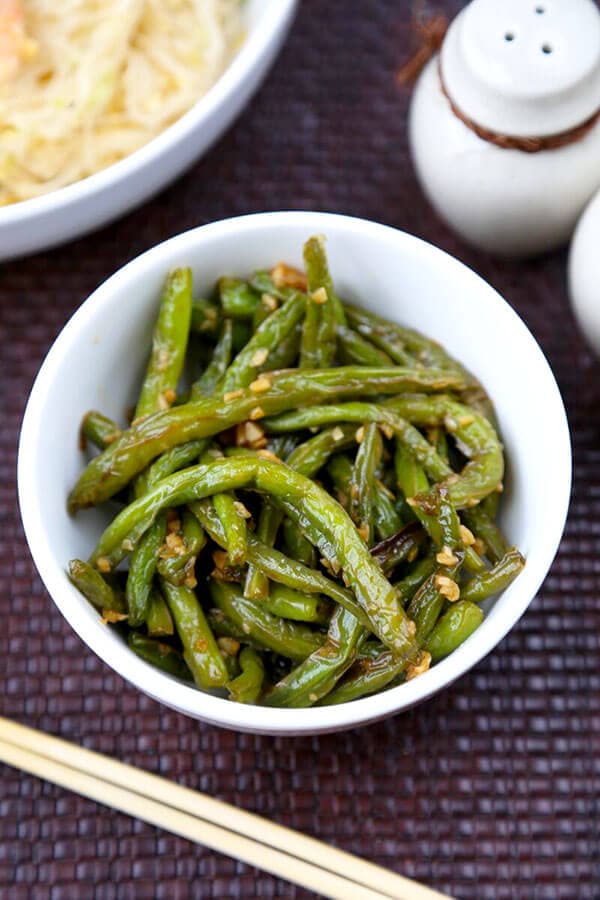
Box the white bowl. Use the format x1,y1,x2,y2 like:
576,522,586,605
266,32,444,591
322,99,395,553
18,212,572,735
0,1,297,262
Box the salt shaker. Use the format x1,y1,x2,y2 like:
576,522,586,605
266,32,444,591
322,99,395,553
569,187,600,355
408,0,600,257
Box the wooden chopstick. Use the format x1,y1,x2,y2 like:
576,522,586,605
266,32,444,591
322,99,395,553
0,718,452,900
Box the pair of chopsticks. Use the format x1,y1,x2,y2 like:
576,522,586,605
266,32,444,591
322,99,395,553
0,717,452,900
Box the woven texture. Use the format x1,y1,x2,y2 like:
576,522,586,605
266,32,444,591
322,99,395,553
1,1,597,897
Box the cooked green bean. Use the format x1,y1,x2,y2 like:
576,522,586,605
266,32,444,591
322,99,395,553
90,458,414,655
338,325,393,367
128,632,191,680
222,291,305,392
69,367,464,511
135,268,192,419
227,647,265,703
126,512,167,626
190,319,233,401
68,234,522,707
192,500,369,625
156,506,206,585
265,607,364,707
426,601,484,661
213,491,249,565
460,548,525,603
281,517,317,567
160,578,228,690
209,580,324,662
146,587,174,636
218,277,260,320
80,411,121,450
68,559,126,614
463,504,509,563
261,584,331,625
370,522,426,575
350,423,382,545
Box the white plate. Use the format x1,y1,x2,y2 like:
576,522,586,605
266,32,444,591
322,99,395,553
0,1,297,261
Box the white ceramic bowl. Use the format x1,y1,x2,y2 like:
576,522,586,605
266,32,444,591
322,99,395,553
0,1,297,262
18,212,572,735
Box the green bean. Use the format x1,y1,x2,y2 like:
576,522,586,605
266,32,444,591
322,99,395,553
190,297,220,336
345,304,493,418
303,234,346,326
394,555,436,604
267,397,503,509
344,306,418,368
134,440,208,496
320,569,447,705
160,578,228,690
192,500,369,626
460,548,525,603
222,291,306,392
350,423,382,545
90,456,414,652
425,601,484,661
370,522,426,575
244,501,279,601
407,573,448,638
190,319,233,400
372,482,404,541
299,292,321,368
128,632,191,680
213,492,249,565
244,425,361,600
227,647,265,703
209,580,324,662
146,587,174,636
316,290,337,368
281,517,317,568
322,552,461,706
260,584,331,624
269,403,451,484
125,512,167,627
68,366,465,511
261,323,301,371
337,326,393,367
208,607,264,650
329,453,404,541
249,271,294,303
156,507,206,585
395,443,429,499
218,277,260,320
80,411,121,450
265,607,365,707
68,559,126,614
463,505,509,563
135,268,192,419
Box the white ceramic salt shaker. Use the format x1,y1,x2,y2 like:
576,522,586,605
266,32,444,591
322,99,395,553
568,187,600,355
408,0,600,257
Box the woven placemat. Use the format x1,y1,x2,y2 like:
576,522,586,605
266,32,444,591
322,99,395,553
1,1,597,897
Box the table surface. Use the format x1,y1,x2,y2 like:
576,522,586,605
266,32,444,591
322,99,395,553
1,2,597,898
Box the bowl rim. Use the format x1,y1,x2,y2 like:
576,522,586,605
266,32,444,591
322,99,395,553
18,211,572,735
0,1,297,227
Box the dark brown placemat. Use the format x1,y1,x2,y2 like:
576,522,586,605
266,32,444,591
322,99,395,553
1,1,598,897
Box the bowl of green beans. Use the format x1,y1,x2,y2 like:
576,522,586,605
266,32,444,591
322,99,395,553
18,212,571,734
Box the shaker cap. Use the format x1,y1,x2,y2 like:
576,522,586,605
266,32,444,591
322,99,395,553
440,0,600,137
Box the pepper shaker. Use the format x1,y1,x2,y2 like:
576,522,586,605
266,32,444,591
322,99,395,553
408,0,600,257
